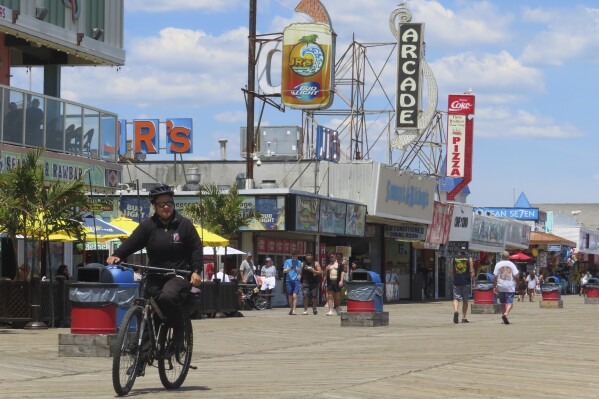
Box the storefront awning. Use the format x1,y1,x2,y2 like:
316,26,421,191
529,232,576,248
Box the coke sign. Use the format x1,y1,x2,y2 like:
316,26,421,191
448,95,475,115
445,93,475,200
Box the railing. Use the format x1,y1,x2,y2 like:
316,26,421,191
0,84,118,162
0,278,240,328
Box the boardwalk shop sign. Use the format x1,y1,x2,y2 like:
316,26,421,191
121,118,193,155
0,150,111,187
473,207,539,221
396,23,423,129
384,225,427,241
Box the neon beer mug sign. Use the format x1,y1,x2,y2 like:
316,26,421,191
281,23,335,110
133,118,193,154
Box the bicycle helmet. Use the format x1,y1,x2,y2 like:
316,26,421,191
148,184,174,201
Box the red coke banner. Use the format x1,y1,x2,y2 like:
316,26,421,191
446,94,475,201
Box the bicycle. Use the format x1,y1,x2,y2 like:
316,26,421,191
112,263,198,396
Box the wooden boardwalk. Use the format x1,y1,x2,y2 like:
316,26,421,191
1,295,598,398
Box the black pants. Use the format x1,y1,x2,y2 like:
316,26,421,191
147,275,191,328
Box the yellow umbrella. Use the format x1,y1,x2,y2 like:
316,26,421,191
194,224,229,247
110,216,228,247
48,232,78,242
110,216,139,234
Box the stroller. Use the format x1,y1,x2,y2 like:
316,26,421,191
240,275,268,311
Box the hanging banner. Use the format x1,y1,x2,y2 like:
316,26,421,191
425,201,454,245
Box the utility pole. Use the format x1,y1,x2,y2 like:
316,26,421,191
245,0,257,189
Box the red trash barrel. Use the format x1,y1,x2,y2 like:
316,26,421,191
69,264,119,334
346,270,376,313
587,288,599,298
473,289,495,304
473,273,495,305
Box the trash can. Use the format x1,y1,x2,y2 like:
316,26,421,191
69,263,118,334
585,278,599,298
107,266,139,331
368,271,384,312
345,269,376,312
473,273,495,305
541,276,561,301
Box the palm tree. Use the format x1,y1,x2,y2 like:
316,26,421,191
183,183,258,244
183,182,259,316
0,147,90,327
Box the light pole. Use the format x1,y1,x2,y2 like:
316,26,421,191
245,0,257,189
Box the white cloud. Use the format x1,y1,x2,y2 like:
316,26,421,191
214,111,247,123
58,26,252,110
126,0,245,13
410,0,513,46
475,107,586,139
430,51,545,98
520,7,599,65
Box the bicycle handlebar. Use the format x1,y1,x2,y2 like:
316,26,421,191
119,262,192,277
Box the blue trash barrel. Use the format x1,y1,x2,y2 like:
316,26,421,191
547,276,561,284
107,266,139,331
367,271,384,312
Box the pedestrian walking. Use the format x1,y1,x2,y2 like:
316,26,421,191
325,252,345,316
300,252,321,315
526,271,538,302
283,250,302,315
493,251,519,325
451,250,474,324
260,258,276,309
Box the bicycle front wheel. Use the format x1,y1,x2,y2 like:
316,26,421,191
112,305,144,396
255,295,268,310
158,316,193,389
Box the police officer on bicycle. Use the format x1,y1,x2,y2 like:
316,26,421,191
107,184,203,351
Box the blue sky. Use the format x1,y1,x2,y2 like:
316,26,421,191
10,0,599,208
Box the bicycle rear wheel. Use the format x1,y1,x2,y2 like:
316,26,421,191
112,306,143,396
158,316,193,389
255,295,268,310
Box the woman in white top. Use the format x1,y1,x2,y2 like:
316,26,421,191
525,271,538,302
260,258,277,309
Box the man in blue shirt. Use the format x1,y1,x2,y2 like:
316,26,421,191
283,250,302,315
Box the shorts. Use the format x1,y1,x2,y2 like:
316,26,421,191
285,279,300,295
452,285,471,301
497,292,515,304
326,280,342,293
302,284,318,298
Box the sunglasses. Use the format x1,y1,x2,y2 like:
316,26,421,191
156,200,175,208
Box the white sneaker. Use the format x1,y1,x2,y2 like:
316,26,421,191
302,311,308,315
326,311,335,316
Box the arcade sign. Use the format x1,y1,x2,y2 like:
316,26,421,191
396,23,423,129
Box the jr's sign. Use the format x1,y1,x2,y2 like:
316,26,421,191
124,118,193,155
